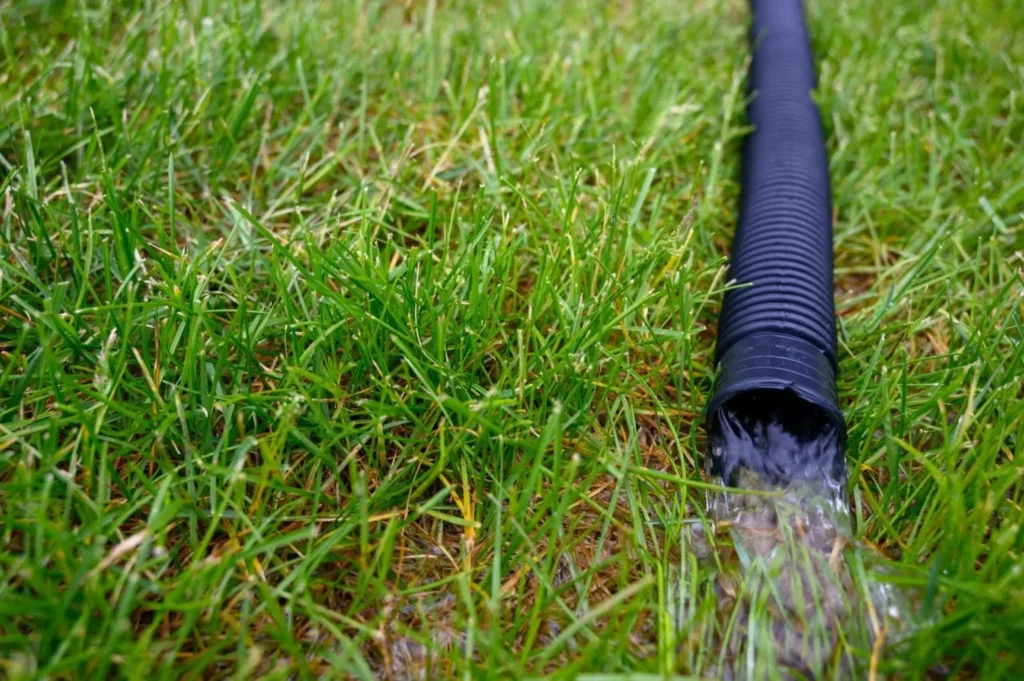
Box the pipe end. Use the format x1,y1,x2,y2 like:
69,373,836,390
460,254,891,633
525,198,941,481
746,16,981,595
708,332,845,433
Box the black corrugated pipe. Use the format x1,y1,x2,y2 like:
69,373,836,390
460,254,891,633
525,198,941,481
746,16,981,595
707,0,846,499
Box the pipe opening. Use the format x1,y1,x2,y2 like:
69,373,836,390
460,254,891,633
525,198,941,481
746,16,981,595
708,388,846,507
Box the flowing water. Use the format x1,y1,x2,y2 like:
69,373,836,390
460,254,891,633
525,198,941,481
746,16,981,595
683,390,914,680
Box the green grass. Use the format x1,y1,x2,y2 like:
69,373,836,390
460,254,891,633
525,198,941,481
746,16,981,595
1,0,1022,678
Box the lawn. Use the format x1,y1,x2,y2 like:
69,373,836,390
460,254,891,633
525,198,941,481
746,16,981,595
1,0,1022,678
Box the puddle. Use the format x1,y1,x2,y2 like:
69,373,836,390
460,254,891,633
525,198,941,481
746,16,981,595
675,391,915,679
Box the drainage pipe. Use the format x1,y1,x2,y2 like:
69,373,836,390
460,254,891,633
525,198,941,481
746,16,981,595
707,0,847,495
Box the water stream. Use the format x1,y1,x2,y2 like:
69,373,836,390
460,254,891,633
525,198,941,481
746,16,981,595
684,390,914,679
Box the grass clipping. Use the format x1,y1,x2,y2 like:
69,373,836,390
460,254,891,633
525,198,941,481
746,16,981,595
685,394,911,680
